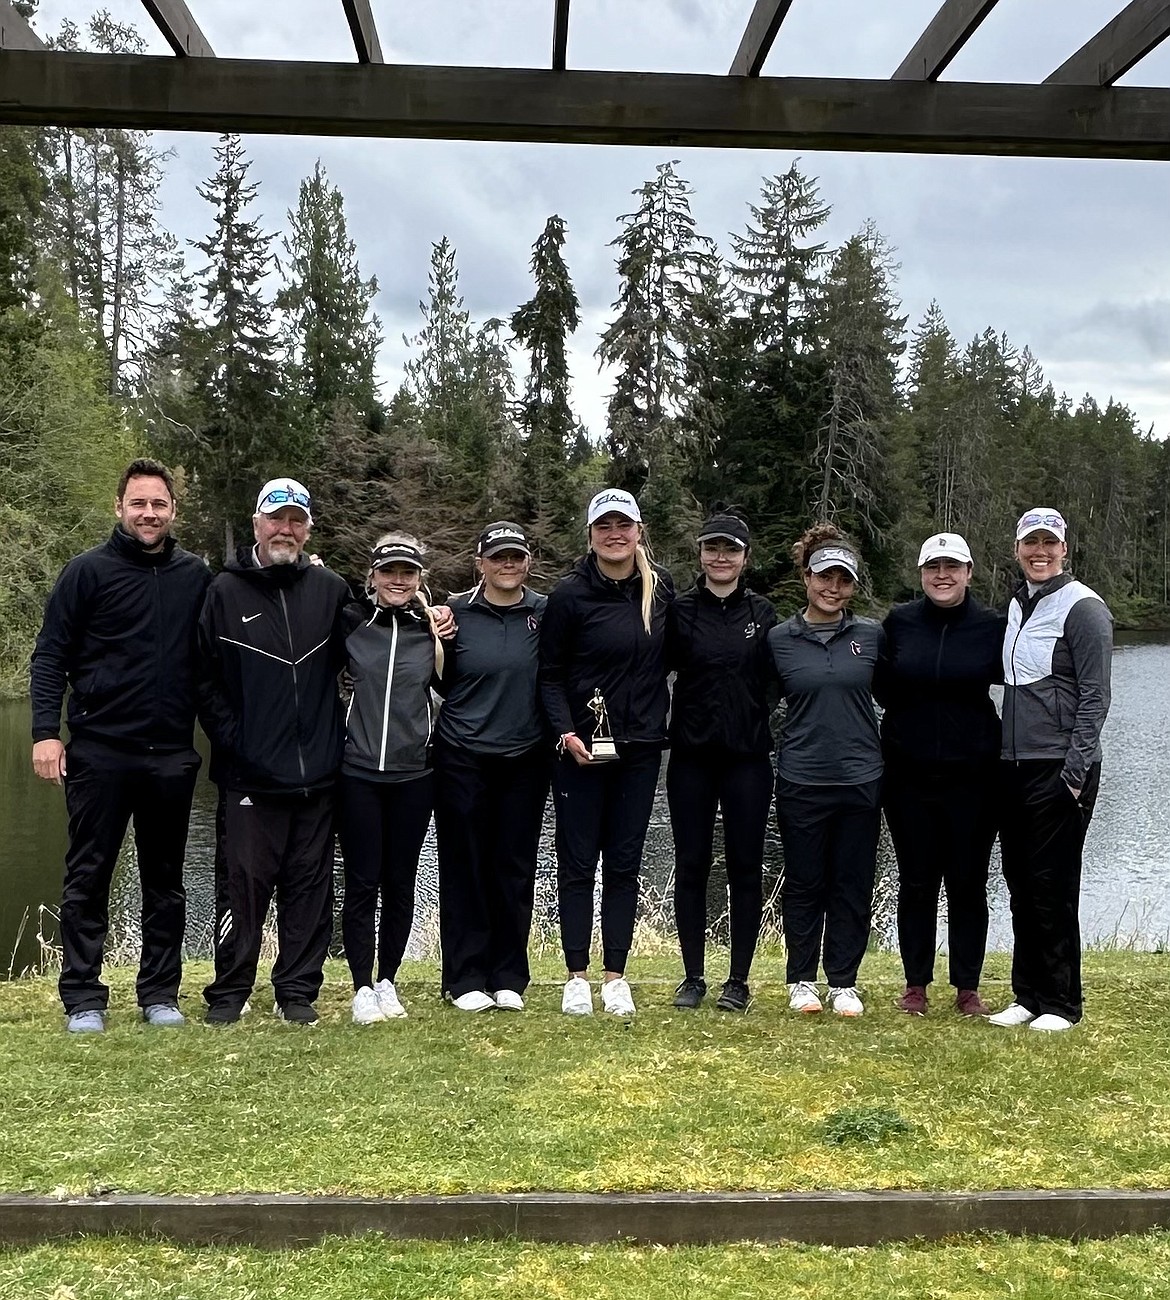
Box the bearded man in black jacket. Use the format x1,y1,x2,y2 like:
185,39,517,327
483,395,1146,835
197,477,350,1027
31,458,212,1033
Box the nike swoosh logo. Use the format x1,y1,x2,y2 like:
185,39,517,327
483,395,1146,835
242,614,262,623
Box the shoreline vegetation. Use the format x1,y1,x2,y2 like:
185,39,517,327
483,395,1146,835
2,950,1168,1200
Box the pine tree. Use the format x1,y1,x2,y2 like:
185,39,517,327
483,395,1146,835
510,214,581,560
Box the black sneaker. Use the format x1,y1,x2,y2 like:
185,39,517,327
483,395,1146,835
205,1003,243,1025
672,977,707,1009
716,978,751,1012
275,1000,319,1025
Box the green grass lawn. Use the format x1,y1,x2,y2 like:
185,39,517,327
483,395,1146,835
1,947,1167,1199
4,1234,1170,1300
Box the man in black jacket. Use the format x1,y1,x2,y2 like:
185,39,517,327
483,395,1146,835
30,458,211,1032
197,477,350,1025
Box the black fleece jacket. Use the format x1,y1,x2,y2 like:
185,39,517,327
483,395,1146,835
874,592,1005,765
30,527,211,751
197,550,350,793
539,552,674,746
667,576,778,755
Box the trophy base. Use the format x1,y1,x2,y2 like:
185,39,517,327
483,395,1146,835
589,740,619,762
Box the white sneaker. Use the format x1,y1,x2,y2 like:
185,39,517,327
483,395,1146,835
562,976,594,1016
788,980,823,1014
988,1002,1036,1027
352,986,385,1025
1030,1013,1074,1032
600,977,636,1016
373,979,407,1019
493,989,524,1011
828,986,864,1017
451,990,495,1012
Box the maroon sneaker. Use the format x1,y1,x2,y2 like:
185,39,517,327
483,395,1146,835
896,985,928,1015
955,988,991,1017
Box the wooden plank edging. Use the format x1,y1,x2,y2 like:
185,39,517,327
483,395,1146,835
1,1190,1169,1248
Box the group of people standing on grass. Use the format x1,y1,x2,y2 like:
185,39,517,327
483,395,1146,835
30,459,1112,1037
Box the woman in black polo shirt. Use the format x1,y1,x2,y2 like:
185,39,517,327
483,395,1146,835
667,511,777,1012
767,523,883,1017
434,522,549,1013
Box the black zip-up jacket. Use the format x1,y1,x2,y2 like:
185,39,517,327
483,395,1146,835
30,526,211,751
875,592,1006,766
667,576,778,755
197,550,350,793
539,552,674,746
342,598,437,780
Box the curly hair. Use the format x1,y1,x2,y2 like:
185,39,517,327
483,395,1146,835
791,521,861,572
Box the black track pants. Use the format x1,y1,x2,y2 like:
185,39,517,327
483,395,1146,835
338,771,433,990
667,748,773,982
999,759,1100,1024
552,743,662,974
775,777,881,987
435,741,551,998
204,786,335,1010
59,737,199,1014
883,757,997,989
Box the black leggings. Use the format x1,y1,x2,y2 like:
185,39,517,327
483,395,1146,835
667,748,773,982
338,771,433,990
552,743,662,974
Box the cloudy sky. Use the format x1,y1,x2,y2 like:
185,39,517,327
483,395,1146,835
30,0,1170,440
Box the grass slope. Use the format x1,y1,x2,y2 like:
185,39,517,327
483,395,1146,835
1,950,1167,1197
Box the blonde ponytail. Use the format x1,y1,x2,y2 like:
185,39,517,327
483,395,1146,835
634,540,660,636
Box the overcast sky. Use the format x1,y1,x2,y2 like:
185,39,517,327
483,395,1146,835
31,0,1170,441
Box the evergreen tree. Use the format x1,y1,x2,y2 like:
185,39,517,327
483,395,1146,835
510,214,581,560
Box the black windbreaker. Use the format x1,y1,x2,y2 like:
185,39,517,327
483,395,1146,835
197,550,350,793
874,592,1005,765
667,576,778,755
539,552,674,746
30,526,211,750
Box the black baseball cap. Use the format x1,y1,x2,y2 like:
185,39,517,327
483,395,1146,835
697,513,750,548
476,521,531,558
370,541,424,571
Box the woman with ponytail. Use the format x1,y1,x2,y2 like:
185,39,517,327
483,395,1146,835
539,489,674,1017
767,523,884,1018
339,532,443,1025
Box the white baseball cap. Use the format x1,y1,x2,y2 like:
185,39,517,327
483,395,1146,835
807,545,860,581
256,477,313,524
587,488,642,527
1015,507,1067,542
918,532,973,566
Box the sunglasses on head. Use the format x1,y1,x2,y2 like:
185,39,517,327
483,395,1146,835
262,487,311,511
1020,512,1062,530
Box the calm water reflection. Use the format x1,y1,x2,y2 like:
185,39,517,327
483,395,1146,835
2,635,1167,975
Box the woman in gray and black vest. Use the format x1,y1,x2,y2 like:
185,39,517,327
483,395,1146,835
768,523,884,1018
339,533,443,1025
434,522,550,1013
667,511,777,1013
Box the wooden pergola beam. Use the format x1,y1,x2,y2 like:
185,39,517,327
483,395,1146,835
729,0,796,77
1046,0,1170,86
138,0,213,58
0,0,44,50
552,0,570,71
892,0,999,81
2,51,1170,162
341,0,383,65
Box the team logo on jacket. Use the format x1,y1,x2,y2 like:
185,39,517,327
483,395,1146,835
850,640,862,656
527,614,540,632
744,622,757,639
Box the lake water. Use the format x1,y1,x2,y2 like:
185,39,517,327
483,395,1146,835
3,634,1169,976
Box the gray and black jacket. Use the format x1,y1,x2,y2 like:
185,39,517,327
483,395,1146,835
1001,572,1113,789
766,610,884,786
437,585,547,756
342,599,438,782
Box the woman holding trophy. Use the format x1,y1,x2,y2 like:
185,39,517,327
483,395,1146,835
539,488,674,1017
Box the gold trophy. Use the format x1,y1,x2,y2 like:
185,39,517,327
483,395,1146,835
587,689,618,762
